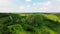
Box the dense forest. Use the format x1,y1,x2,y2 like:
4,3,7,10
0,13,60,34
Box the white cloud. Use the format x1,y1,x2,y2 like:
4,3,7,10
0,0,11,6
46,0,60,13
19,6,25,10
18,1,51,13
25,0,32,2
33,1,51,6
26,5,31,7
0,0,17,13
10,0,60,13
56,0,60,1
0,0,60,13
44,1,51,6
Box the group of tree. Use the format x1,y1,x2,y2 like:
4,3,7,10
0,13,60,34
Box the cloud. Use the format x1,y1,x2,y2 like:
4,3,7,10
56,0,60,1
0,0,11,6
0,0,18,13
19,6,25,10
47,0,60,13
25,0,32,2
0,0,60,13
18,0,60,13
18,1,51,13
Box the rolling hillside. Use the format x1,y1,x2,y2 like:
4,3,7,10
0,13,60,34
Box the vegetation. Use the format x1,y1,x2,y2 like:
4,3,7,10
0,13,60,34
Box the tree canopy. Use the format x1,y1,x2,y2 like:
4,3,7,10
0,13,60,34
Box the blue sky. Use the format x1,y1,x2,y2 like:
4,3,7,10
0,0,60,13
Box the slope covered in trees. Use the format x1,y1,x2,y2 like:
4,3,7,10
0,13,60,34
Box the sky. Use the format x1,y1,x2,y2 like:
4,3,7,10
0,0,60,13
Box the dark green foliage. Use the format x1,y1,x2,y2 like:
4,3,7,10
0,13,60,34
7,24,25,34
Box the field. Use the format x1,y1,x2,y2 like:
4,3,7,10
0,13,60,34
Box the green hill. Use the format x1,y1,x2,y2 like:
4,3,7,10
0,13,60,34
